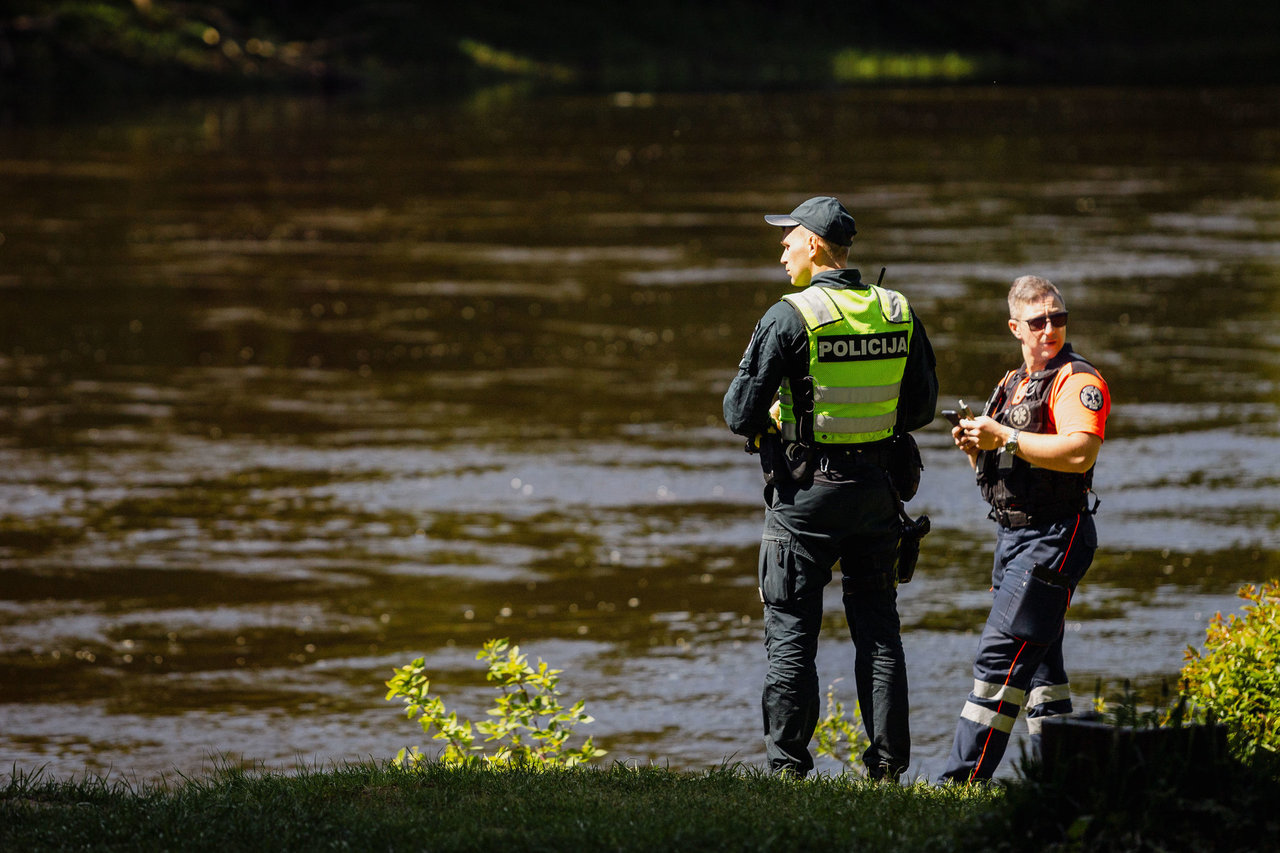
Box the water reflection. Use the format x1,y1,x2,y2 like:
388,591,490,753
1,87,1277,782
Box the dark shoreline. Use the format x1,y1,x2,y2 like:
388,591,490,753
4,2,1279,121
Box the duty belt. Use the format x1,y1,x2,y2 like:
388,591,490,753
988,498,1094,529
816,440,894,473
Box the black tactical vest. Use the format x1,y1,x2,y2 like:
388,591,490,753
976,344,1101,522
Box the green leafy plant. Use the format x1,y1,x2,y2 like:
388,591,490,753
1180,580,1280,769
813,679,871,774
385,638,606,769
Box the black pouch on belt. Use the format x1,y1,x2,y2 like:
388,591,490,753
886,433,923,501
754,431,787,486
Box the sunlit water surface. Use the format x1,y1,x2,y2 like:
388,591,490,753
1,87,1277,783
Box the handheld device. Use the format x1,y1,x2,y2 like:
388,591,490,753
942,410,961,428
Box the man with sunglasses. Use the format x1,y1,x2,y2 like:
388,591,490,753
940,275,1110,783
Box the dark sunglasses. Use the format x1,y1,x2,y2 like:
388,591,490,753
1015,311,1068,331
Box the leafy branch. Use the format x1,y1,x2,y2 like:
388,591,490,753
385,638,606,770
813,679,871,774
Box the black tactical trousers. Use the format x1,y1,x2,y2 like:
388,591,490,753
757,474,909,778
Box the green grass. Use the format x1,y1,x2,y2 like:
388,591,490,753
1,761,996,852
7,754,1280,852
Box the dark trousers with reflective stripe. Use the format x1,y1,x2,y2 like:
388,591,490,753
941,513,1096,783
758,474,908,778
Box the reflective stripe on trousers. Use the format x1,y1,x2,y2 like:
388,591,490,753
958,678,1072,737
941,514,1096,784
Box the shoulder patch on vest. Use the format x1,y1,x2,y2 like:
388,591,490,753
783,288,840,329
1080,384,1104,412
873,286,909,324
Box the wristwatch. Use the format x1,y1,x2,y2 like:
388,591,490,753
1003,429,1021,456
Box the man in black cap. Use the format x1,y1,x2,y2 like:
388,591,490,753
724,196,938,779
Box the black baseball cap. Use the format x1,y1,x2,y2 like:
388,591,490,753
764,196,857,246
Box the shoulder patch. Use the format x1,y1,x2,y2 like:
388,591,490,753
1079,384,1104,412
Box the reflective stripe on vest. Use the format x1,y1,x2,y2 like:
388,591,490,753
779,284,913,445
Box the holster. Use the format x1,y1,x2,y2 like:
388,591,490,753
755,432,813,488
896,512,931,584
783,441,813,487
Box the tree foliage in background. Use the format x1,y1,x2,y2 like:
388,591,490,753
1180,580,1280,772
3,0,1280,109
385,638,606,770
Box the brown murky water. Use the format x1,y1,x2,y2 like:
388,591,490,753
1,86,1277,782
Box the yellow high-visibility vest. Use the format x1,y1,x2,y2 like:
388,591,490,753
779,285,913,444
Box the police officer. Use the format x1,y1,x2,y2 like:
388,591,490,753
723,196,938,779
941,275,1111,783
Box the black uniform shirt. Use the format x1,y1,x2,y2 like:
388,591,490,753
723,268,939,442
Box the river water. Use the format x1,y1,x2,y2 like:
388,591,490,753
1,86,1277,783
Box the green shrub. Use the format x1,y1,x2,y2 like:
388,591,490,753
1180,580,1280,770
813,679,872,774
385,637,606,769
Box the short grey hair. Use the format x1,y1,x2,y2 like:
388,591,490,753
813,233,849,267
1008,275,1065,316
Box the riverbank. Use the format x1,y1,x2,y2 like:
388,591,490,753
4,2,1279,118
5,758,1279,852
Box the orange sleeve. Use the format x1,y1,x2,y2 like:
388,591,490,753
1050,369,1110,440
